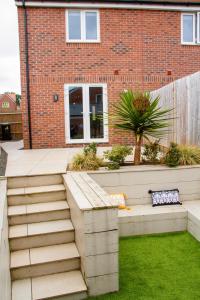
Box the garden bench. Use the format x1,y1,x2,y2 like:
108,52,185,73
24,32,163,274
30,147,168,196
183,201,200,241
89,166,200,240
118,201,200,239
118,204,187,236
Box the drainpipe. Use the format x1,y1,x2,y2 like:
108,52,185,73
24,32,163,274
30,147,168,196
22,0,32,149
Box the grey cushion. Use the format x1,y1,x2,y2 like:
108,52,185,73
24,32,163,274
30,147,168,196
149,189,181,207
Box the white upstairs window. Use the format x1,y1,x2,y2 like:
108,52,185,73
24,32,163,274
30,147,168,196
181,13,200,45
66,10,100,42
181,13,195,44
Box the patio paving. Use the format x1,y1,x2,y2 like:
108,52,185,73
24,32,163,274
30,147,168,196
0,140,24,153
2,141,111,177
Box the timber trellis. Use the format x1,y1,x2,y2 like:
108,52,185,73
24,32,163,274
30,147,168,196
151,71,200,147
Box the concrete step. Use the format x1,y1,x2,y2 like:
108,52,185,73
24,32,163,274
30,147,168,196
7,184,66,206
8,201,70,225
7,174,63,189
9,219,74,251
12,270,87,300
11,243,80,280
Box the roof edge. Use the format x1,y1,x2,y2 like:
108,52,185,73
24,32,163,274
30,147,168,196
15,0,200,10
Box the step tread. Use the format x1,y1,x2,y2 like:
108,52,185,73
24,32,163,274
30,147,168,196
9,219,74,239
8,201,69,217
8,174,63,189
11,243,80,269
12,271,87,300
7,184,65,196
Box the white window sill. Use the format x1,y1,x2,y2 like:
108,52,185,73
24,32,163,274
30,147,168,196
66,39,101,43
181,42,200,45
66,138,109,144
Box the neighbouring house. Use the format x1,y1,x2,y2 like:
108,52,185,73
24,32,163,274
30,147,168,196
16,0,200,149
0,93,22,141
0,93,18,113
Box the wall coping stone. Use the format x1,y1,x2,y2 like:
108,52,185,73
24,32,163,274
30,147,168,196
64,172,117,210
89,164,200,174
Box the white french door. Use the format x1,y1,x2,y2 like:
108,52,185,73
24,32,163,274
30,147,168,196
64,83,108,144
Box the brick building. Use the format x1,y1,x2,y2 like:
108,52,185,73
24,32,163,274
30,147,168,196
0,93,18,113
0,93,22,141
16,0,200,149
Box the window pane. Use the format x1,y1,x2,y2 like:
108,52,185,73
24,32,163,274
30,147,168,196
69,87,84,139
2,102,9,108
86,12,97,40
183,15,194,43
68,11,81,40
89,87,104,139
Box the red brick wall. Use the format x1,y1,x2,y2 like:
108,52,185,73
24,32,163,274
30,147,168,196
18,7,200,149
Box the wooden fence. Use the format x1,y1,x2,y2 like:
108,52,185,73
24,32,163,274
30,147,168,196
151,71,200,146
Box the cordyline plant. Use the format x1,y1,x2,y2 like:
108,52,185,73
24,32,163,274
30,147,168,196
112,90,173,165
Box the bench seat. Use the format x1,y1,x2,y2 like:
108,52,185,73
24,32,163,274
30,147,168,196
118,204,188,237
183,201,200,241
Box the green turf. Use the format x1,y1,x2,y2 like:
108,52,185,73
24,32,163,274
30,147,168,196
88,232,200,300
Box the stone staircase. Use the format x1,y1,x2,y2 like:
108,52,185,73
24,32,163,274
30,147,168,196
7,174,87,300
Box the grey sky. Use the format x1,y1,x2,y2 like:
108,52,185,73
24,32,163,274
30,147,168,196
0,0,20,94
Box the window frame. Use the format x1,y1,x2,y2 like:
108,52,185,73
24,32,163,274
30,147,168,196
64,83,108,144
66,10,100,43
181,13,196,45
197,12,200,44
2,102,10,108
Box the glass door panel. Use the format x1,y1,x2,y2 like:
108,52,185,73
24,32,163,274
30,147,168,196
89,87,104,139
69,86,84,140
65,84,107,143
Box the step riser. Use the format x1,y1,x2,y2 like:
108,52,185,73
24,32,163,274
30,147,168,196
8,191,66,206
9,210,70,225
10,231,75,251
7,175,63,189
11,258,80,280
47,291,88,300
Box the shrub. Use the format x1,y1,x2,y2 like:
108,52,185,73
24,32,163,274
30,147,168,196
107,162,120,170
83,142,97,156
165,142,181,167
178,145,200,165
165,143,200,167
104,145,133,165
143,140,161,163
70,143,102,171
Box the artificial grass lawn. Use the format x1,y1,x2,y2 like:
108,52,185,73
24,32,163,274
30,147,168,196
89,232,200,300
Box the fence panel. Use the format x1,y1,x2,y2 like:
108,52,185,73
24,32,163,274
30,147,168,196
151,71,200,146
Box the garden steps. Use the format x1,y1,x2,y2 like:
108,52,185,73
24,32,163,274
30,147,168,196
10,242,80,280
7,174,63,189
9,219,75,251
7,184,66,206
8,174,88,300
12,270,87,300
8,200,70,225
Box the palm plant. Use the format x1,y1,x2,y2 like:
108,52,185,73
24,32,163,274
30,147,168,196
112,90,173,165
